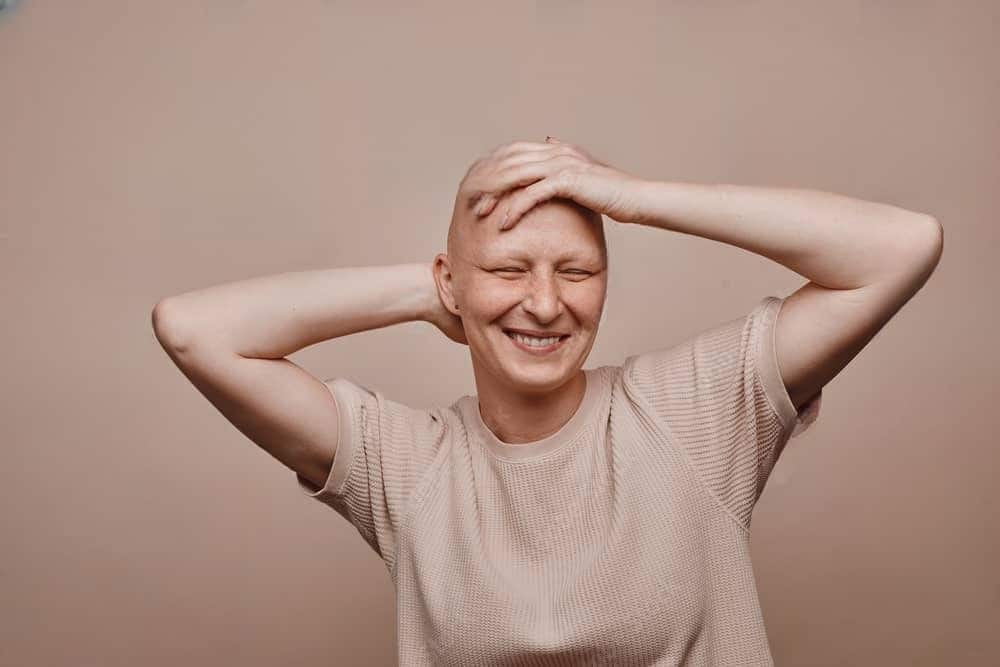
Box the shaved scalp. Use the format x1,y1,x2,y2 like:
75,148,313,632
447,192,606,263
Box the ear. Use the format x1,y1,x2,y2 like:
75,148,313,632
432,253,461,315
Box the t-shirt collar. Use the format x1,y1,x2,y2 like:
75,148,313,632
464,367,599,462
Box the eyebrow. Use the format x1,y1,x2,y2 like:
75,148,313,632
484,251,605,265
483,255,606,271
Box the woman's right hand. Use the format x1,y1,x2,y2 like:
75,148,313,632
422,263,468,345
427,295,468,345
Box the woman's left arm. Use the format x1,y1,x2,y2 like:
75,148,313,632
621,180,942,291
470,138,944,413
616,180,944,412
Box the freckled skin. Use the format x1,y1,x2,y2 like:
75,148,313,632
433,191,609,443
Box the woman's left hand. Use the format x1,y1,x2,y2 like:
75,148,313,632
469,137,649,230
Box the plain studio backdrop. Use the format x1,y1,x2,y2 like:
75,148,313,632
1,1,995,665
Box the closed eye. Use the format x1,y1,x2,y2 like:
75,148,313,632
495,268,590,275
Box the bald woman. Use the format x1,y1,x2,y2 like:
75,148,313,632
152,137,942,665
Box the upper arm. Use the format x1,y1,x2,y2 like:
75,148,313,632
774,224,943,411
154,304,340,489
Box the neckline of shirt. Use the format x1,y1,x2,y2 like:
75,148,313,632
465,367,601,462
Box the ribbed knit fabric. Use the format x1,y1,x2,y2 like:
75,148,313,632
296,295,822,666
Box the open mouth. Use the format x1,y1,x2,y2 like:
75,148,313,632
502,330,571,353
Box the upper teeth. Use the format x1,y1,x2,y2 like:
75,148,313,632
509,332,561,347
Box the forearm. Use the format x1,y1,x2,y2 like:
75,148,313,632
153,262,437,359
627,180,942,289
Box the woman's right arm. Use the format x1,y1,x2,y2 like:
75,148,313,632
151,262,444,489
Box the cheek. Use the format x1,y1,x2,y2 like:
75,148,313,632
461,281,514,319
575,284,607,321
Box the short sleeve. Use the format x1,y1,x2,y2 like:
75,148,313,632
295,377,447,574
624,296,822,530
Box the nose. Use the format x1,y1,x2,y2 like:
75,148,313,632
520,271,564,323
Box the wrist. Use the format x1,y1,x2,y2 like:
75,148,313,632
416,261,442,323
624,178,661,226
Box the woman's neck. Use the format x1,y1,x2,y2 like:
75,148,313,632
474,368,587,444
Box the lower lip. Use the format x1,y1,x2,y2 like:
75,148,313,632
504,332,570,355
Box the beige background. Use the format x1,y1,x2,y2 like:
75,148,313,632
2,1,995,665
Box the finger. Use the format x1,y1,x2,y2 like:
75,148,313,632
497,145,569,172
496,154,577,190
464,144,532,179
467,146,575,214
504,153,577,187
473,154,576,217
499,176,566,231
495,144,564,171
474,193,496,216
479,150,566,213
464,147,553,208
490,140,552,160
545,139,598,164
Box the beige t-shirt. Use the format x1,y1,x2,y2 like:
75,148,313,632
296,295,822,666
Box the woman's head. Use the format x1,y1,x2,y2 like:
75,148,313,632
434,188,608,397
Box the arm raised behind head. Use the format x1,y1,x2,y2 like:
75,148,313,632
150,262,447,489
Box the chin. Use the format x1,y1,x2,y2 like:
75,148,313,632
500,357,577,391
506,374,569,396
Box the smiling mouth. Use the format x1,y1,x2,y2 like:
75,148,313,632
503,330,571,352
503,330,571,341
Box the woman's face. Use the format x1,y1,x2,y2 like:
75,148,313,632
438,197,608,396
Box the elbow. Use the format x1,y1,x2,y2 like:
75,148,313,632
914,213,944,269
152,298,196,353
894,211,943,269
893,213,944,284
